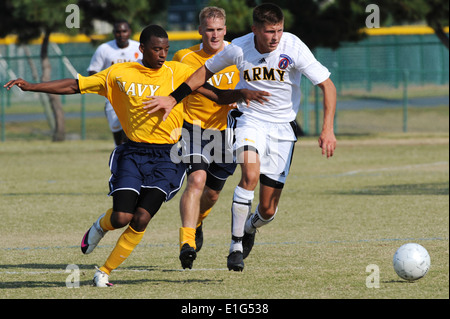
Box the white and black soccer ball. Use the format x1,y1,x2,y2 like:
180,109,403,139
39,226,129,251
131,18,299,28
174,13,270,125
393,243,431,281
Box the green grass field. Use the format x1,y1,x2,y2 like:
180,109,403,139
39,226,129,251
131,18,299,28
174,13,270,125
0,131,448,300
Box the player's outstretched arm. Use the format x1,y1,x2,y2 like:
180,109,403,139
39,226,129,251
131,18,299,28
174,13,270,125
317,78,337,158
143,85,270,121
4,78,80,94
142,65,214,121
196,83,270,106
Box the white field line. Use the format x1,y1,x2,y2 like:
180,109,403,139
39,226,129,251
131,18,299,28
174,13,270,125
335,161,448,177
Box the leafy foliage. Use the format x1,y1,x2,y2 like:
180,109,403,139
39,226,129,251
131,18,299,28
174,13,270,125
207,0,449,49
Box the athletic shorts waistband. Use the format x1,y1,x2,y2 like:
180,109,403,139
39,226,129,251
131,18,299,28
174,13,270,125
127,140,179,150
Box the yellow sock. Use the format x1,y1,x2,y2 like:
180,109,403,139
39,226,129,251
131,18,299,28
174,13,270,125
179,227,196,251
99,208,115,232
100,225,145,275
196,207,212,228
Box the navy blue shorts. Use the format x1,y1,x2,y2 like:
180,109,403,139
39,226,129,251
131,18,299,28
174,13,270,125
108,141,186,201
181,121,237,191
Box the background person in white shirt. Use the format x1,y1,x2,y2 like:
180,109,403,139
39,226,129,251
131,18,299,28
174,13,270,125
144,3,337,271
88,20,142,146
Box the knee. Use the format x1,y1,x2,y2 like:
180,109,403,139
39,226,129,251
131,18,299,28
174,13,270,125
111,211,133,229
187,171,207,192
240,172,259,190
257,204,277,220
130,208,152,232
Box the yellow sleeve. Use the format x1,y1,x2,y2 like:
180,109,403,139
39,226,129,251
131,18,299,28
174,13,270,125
172,50,183,62
172,46,197,63
77,67,110,97
171,61,195,87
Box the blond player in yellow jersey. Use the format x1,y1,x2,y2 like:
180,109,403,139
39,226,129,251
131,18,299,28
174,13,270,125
4,24,269,286
172,7,241,269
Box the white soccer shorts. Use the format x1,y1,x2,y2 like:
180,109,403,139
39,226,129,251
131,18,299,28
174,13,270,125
233,113,297,184
104,100,123,133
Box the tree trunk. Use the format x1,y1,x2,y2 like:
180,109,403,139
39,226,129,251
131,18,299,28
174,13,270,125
23,45,56,131
432,25,449,50
41,29,65,141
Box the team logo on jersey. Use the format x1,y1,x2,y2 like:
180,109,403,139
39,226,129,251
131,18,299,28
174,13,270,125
278,54,292,70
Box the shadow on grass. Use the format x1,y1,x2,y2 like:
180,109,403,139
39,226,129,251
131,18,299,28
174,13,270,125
0,263,223,289
330,182,449,196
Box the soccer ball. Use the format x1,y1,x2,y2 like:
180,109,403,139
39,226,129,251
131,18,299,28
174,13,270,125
393,243,430,281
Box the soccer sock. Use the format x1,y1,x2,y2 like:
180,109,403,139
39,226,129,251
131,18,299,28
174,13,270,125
230,186,254,253
100,225,145,275
179,227,196,250
99,208,115,232
196,207,212,228
245,205,277,234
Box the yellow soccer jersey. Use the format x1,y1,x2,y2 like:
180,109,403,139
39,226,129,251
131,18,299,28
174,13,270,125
78,61,194,144
173,43,240,131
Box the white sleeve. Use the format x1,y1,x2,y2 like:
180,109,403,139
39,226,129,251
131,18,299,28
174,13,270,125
205,44,240,73
296,42,330,85
87,46,105,73
302,61,330,85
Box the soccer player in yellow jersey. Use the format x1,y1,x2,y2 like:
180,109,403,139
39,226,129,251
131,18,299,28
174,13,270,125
172,7,241,269
4,24,269,286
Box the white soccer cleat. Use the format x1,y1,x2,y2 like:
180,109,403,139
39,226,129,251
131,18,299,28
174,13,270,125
93,267,113,287
81,213,107,254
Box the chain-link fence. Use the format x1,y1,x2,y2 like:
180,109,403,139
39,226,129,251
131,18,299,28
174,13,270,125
1,29,448,141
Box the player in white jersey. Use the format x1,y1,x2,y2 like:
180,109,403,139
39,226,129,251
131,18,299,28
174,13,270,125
88,20,142,146
144,3,337,271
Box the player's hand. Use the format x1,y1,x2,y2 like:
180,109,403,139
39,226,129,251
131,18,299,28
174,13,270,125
143,96,177,121
3,78,33,91
240,89,270,107
318,129,336,158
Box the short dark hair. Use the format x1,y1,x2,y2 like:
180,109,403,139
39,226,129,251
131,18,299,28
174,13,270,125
139,24,168,45
253,3,284,26
113,19,131,30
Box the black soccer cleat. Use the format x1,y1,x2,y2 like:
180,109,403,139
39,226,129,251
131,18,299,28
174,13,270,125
227,251,244,272
179,243,197,269
242,231,255,259
195,223,203,253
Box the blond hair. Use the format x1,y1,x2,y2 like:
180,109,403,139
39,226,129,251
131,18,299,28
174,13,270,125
199,6,226,27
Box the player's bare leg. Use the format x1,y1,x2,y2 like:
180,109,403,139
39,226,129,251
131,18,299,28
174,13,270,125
179,170,207,269
195,185,220,252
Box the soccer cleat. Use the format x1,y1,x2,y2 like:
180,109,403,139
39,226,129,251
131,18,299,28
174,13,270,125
179,243,197,269
195,223,204,253
93,267,113,287
227,251,244,272
81,213,107,254
242,231,256,259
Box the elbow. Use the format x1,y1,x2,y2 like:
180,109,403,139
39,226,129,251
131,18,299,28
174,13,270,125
318,78,336,94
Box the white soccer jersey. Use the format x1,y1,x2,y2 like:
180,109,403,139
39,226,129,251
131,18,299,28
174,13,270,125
205,32,330,123
87,39,142,73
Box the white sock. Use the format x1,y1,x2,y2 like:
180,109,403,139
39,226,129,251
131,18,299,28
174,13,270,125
245,205,277,234
230,186,254,253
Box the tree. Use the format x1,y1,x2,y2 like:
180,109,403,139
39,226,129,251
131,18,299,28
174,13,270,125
209,0,449,50
377,0,449,49
0,0,75,141
208,0,369,49
77,0,167,35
